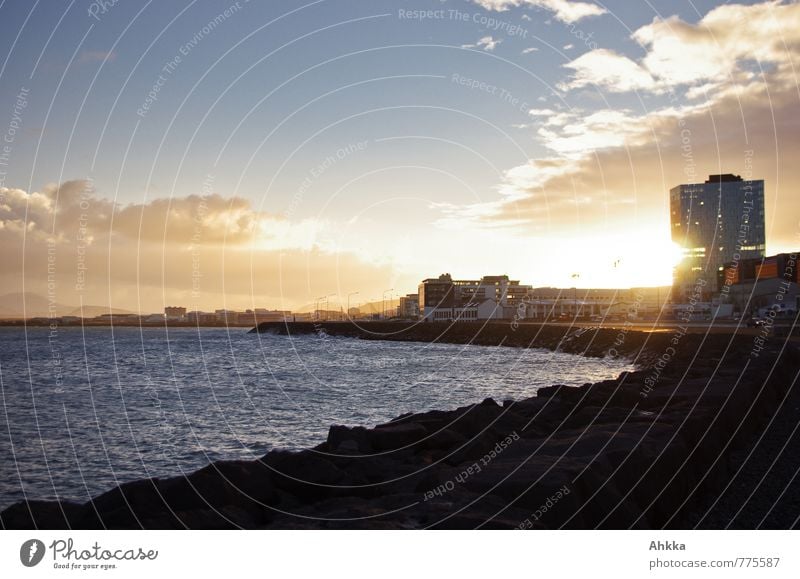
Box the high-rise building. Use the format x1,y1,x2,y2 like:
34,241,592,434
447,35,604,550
670,174,765,300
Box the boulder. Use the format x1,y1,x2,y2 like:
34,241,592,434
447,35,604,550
369,422,428,452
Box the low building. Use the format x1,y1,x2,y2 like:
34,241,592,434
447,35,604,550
521,287,669,321
397,294,419,319
164,306,187,320
143,313,166,323
187,311,217,324
239,309,291,325
719,252,799,317
215,309,238,324
419,274,532,322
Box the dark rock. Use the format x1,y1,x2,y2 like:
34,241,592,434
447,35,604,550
264,450,345,501
327,425,372,453
369,422,428,452
0,500,86,529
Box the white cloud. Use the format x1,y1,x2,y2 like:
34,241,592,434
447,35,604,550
521,46,539,54
0,180,324,249
562,49,660,92
473,0,606,23
462,35,503,51
528,108,573,128
562,0,800,94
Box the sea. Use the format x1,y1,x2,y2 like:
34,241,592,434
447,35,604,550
0,326,633,509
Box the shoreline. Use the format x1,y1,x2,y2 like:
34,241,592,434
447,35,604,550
3,322,798,529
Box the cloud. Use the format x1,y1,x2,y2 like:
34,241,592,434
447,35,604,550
462,36,503,51
473,0,606,23
521,46,539,54
0,182,406,311
445,75,800,252
634,1,800,87
562,49,660,92
0,180,317,247
475,0,800,235
435,3,800,250
562,0,800,94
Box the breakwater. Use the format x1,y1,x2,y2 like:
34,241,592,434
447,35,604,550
251,320,666,362
2,322,798,529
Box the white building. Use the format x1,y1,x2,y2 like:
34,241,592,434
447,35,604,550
419,274,530,322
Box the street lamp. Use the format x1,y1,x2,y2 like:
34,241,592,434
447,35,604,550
571,273,580,317
315,294,334,321
382,288,394,320
315,296,325,321
347,291,359,320
323,293,335,321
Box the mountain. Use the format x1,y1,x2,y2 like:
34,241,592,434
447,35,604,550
64,305,135,318
352,298,400,315
0,292,73,319
291,298,401,315
0,293,133,319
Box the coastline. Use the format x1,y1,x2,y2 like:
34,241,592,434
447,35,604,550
2,322,798,529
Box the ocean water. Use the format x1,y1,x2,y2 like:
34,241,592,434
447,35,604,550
0,326,633,508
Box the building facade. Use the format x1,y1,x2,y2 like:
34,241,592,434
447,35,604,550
719,252,799,316
164,306,187,320
418,274,532,321
397,294,419,319
670,174,765,300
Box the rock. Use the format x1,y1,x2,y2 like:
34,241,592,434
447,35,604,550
327,425,372,453
264,450,345,501
422,428,467,451
369,422,428,452
0,500,86,529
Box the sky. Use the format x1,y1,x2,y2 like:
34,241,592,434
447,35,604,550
0,0,798,313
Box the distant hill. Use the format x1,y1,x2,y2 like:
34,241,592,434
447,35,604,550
0,292,133,319
291,298,400,315
0,292,72,319
353,298,400,315
64,305,135,318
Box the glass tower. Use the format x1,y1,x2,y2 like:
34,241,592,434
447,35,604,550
670,174,765,300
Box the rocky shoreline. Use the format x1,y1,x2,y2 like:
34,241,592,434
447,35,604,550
2,322,798,529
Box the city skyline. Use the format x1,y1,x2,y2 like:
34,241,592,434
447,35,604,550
0,0,798,312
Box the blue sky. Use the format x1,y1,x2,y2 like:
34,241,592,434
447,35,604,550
0,0,797,311
1,0,731,202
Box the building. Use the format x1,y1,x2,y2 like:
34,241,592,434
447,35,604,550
214,309,238,324
523,287,669,321
418,274,532,321
397,294,419,319
670,173,765,300
238,309,291,325
143,313,166,323
187,311,217,325
164,306,187,320
313,309,346,321
719,252,799,317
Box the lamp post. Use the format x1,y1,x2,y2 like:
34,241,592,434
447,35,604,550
382,288,394,320
316,294,334,321
323,293,335,321
315,296,325,321
571,273,580,318
347,291,359,320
